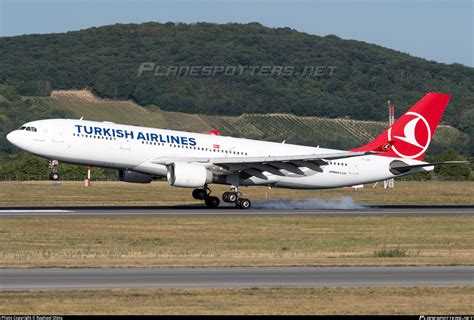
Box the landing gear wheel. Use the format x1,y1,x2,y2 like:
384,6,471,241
236,198,251,209
48,160,60,181
222,192,229,202
222,192,238,203
192,188,207,200
228,192,238,203
205,196,220,208
49,172,60,181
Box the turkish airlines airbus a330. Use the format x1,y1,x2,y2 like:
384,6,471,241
6,92,463,209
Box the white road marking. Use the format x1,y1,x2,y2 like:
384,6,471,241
0,210,73,213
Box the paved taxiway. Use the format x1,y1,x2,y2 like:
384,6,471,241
1,266,472,290
0,205,473,217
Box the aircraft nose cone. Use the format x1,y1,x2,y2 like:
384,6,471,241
6,131,13,143
6,131,18,146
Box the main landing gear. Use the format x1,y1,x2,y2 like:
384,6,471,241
223,188,251,209
192,186,220,208
48,160,60,181
192,186,252,209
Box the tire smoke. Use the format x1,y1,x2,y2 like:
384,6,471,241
254,196,365,210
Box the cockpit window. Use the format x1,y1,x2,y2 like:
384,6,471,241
18,126,37,132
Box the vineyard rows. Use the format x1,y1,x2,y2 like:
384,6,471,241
29,90,467,150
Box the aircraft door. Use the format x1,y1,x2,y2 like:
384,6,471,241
32,127,47,142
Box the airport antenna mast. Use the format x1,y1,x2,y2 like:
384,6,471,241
384,100,395,189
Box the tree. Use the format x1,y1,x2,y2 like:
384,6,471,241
0,153,116,180
432,148,471,180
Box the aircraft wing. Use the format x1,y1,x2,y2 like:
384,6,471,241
151,151,374,178
208,151,374,178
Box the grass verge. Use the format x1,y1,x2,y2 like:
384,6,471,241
0,180,473,207
0,215,472,268
0,287,472,314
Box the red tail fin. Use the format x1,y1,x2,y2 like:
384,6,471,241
351,92,451,160
208,129,219,136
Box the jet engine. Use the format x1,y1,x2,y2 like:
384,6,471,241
117,169,154,183
167,162,213,188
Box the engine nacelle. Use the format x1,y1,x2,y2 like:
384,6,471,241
118,169,154,183
167,162,213,188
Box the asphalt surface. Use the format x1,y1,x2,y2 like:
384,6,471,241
1,266,472,290
0,205,473,217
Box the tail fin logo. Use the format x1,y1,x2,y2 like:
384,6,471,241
393,117,424,148
388,112,431,159
381,143,392,151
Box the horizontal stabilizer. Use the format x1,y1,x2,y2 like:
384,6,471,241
390,160,469,175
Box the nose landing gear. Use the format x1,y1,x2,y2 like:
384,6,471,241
48,160,60,181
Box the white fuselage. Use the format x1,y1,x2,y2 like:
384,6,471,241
6,119,429,189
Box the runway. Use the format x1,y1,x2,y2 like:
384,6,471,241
1,266,472,290
0,205,473,217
